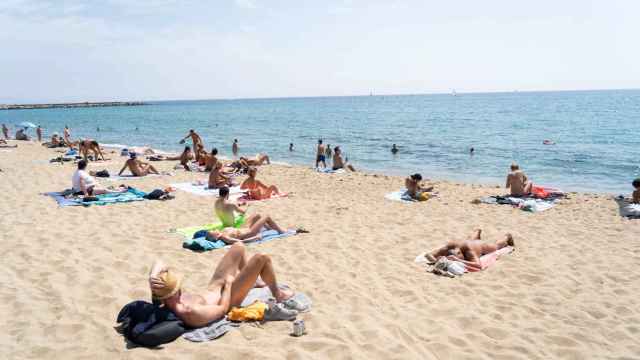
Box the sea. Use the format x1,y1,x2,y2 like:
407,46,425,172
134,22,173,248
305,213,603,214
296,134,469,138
2,89,639,194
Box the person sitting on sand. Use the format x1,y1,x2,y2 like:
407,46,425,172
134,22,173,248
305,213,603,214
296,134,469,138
147,242,299,328
506,162,532,196
332,146,355,171
426,229,514,271
205,148,219,172
632,178,640,204
2,124,9,140
241,167,283,200
208,161,234,189
79,139,106,161
405,173,434,200
72,160,126,196
15,128,29,141
118,152,160,177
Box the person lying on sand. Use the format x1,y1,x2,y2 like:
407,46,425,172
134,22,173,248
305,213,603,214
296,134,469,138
632,178,640,204
72,160,126,196
208,161,235,189
506,162,532,196
425,229,514,271
0,139,17,148
79,139,106,161
405,173,434,200
241,153,271,166
206,214,296,244
148,242,300,328
241,167,283,200
332,146,355,171
149,146,193,170
118,153,160,177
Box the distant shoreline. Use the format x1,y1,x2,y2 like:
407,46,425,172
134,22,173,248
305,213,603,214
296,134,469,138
0,101,146,111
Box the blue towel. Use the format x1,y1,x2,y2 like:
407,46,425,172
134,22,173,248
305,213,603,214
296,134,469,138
45,188,147,207
182,229,297,252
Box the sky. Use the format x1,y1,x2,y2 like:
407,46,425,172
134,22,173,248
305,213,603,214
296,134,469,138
1,0,639,103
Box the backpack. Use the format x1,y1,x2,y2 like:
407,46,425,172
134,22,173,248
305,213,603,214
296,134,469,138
116,300,186,347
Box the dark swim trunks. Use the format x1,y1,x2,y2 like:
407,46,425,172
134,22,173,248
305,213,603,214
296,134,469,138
316,155,326,162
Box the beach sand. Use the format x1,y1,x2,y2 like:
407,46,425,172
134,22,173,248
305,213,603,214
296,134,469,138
1,141,639,359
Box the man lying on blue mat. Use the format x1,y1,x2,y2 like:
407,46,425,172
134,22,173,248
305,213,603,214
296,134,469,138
149,243,304,327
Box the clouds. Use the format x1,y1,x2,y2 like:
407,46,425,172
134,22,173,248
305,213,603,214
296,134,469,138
234,0,257,9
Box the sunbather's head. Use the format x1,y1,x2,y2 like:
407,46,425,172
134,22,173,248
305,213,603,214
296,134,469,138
211,147,218,155
334,146,341,154
318,139,322,144
510,162,519,171
633,178,640,189
248,167,257,178
219,186,230,199
130,152,137,159
410,173,422,182
77,160,87,170
183,146,191,153
151,269,183,302
206,230,222,241
496,233,514,249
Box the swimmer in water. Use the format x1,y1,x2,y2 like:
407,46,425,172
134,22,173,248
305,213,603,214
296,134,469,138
391,144,399,154
470,147,475,155
289,143,294,151
543,140,555,145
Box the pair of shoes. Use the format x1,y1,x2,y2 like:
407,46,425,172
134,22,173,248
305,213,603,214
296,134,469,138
264,299,298,321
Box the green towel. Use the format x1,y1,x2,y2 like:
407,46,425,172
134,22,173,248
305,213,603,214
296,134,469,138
175,215,246,239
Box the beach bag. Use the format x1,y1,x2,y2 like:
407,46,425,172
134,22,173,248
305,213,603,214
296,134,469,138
116,300,186,347
95,170,110,178
144,189,166,200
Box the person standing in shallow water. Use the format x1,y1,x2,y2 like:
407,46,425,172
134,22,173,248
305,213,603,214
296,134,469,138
315,139,326,168
391,144,398,154
232,139,239,157
289,143,294,151
470,147,475,155
36,125,43,142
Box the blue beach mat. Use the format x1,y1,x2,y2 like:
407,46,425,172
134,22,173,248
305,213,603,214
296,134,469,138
183,229,297,252
45,188,147,207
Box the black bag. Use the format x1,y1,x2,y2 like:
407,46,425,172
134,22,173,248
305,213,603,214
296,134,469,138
95,170,110,178
143,189,166,200
116,300,186,347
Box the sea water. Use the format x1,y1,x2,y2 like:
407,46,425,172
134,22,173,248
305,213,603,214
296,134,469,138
2,89,639,194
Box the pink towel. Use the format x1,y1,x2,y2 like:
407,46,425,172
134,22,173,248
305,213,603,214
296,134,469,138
466,246,514,272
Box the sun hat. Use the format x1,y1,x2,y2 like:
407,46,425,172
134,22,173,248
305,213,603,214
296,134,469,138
151,269,183,300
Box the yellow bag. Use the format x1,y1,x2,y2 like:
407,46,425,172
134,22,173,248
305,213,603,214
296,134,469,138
227,301,267,321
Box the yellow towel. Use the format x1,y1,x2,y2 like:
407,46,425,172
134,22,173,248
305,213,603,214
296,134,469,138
227,301,267,321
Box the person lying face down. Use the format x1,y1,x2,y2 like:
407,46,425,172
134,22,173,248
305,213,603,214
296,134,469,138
426,229,514,271
148,243,298,328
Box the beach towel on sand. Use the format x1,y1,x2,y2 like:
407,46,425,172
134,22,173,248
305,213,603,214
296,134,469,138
385,189,434,203
315,168,345,174
183,229,298,251
183,285,312,342
614,196,640,218
477,186,565,212
45,188,147,207
415,246,514,277
171,183,244,197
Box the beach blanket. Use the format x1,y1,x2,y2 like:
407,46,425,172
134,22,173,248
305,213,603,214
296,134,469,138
183,229,297,251
171,183,244,197
415,246,514,276
614,196,640,218
45,188,147,207
183,285,312,342
237,192,289,203
385,189,435,203
478,196,561,212
105,173,172,181
315,168,345,174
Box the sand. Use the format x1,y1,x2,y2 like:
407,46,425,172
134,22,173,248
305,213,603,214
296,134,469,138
1,141,639,359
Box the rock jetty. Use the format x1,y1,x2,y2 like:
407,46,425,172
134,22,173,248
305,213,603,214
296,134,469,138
0,101,146,110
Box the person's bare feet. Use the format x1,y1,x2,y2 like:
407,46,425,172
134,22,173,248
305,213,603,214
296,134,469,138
276,287,294,302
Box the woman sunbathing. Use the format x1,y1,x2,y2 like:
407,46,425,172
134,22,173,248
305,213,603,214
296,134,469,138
241,153,271,166
206,214,290,244
240,167,283,200
425,229,514,271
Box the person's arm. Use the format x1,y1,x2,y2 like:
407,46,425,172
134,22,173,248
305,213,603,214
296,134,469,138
79,175,88,196
148,260,168,290
240,179,249,189
505,174,511,189
633,190,640,204
233,203,247,214
449,246,482,270
118,162,128,176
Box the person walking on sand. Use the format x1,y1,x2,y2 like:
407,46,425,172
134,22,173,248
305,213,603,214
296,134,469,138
505,162,533,196
315,139,326,168
36,125,42,142
2,124,9,140
232,139,239,157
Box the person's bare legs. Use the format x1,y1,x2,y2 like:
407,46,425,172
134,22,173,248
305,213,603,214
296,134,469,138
470,228,482,240
147,164,159,175
268,185,280,195
229,252,293,307
210,243,248,286
524,181,533,195
243,214,263,227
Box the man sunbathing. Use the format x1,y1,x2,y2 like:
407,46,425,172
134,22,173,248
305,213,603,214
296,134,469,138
506,163,533,196
118,152,160,177
426,229,514,271
148,242,297,328
405,173,434,200
241,153,271,166
240,167,283,200
79,139,106,161
208,161,235,189
332,146,356,171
